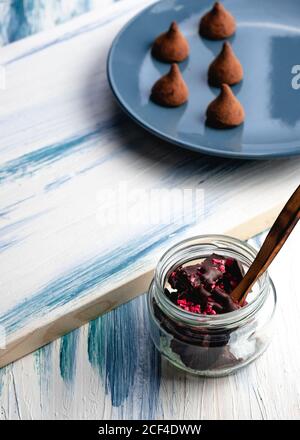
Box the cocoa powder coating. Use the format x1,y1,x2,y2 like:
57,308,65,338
206,83,245,128
152,21,189,63
151,64,189,107
208,42,243,87
199,2,236,40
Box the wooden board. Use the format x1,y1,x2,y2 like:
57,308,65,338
0,0,299,368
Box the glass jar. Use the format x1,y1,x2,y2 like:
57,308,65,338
147,235,277,377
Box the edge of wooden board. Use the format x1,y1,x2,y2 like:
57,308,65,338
0,203,283,368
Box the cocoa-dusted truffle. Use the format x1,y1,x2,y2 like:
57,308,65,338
151,64,189,107
208,42,243,87
199,2,236,40
152,21,189,63
206,84,245,128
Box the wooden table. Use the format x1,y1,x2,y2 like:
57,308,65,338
0,229,299,420
0,0,299,419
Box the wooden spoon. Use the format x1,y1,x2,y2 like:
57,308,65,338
231,184,300,305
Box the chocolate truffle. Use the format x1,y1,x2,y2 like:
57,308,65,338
208,42,243,87
206,84,245,128
151,64,189,107
152,21,189,63
199,2,236,40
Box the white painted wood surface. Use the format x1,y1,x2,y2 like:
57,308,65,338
0,0,299,368
0,228,299,420
0,0,299,419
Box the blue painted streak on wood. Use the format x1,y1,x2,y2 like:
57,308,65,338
0,224,189,336
0,366,8,396
138,294,161,419
0,237,23,253
0,212,48,237
44,176,72,192
0,117,123,183
88,294,161,413
0,195,35,218
0,211,49,252
88,301,138,407
6,0,30,44
59,328,80,384
4,3,141,65
34,343,53,396
4,0,92,45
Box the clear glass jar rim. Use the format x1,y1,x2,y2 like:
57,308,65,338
153,234,273,327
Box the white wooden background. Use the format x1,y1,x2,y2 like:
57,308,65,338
0,0,299,419
1,0,299,369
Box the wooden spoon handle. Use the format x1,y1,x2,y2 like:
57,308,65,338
231,185,300,305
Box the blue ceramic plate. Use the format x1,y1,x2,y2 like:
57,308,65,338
107,0,300,159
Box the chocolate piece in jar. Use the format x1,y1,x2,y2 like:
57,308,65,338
199,2,236,40
160,253,245,370
167,253,244,315
153,297,237,370
152,21,189,63
170,339,238,371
